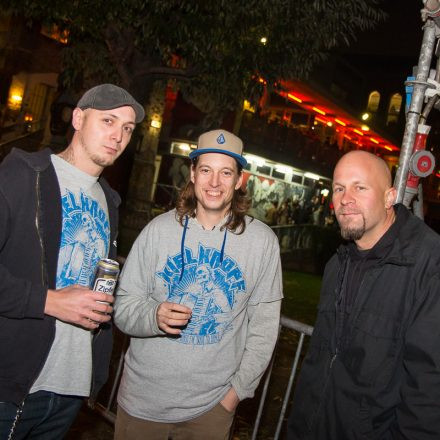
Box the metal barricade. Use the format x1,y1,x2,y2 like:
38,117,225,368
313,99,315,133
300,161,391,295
92,315,313,439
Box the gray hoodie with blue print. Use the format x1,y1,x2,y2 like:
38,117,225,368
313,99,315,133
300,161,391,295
114,209,283,422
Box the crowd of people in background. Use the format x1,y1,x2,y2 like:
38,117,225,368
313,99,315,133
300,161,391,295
264,194,337,228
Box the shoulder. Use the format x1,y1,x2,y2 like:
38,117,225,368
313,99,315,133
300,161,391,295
397,206,440,260
241,216,280,247
245,216,276,236
0,149,53,197
138,209,180,237
1,148,52,172
98,176,121,207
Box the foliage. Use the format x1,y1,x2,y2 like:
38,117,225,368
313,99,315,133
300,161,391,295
282,270,322,325
2,0,385,120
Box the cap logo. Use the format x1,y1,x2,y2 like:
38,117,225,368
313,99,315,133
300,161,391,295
216,133,226,144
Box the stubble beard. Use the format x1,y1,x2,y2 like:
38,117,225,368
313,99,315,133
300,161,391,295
338,215,366,241
80,134,117,168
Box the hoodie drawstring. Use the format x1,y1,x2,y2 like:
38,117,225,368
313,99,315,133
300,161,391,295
179,215,190,281
179,215,227,281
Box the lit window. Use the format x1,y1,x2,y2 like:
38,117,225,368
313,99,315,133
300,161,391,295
386,93,402,125
367,91,380,113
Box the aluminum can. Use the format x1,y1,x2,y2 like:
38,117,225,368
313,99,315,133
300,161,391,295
92,258,120,302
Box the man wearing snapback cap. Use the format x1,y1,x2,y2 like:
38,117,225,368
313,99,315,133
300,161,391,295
114,129,282,439
0,83,144,438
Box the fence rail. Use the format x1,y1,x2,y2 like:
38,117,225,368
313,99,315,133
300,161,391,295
92,316,313,439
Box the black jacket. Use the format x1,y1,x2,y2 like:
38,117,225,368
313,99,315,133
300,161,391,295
0,148,119,405
288,204,440,440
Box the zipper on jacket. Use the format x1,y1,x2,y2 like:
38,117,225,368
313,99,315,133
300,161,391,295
7,400,24,440
35,172,47,286
25,171,55,397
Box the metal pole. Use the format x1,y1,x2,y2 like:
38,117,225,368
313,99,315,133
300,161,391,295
251,352,277,440
274,332,306,440
394,20,437,203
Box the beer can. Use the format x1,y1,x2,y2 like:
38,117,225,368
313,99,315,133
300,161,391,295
92,258,120,303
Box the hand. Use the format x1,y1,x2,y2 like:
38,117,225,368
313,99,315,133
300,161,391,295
156,302,192,334
45,284,114,330
220,388,240,413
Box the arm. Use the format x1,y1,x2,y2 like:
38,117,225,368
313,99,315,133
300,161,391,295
0,182,115,328
0,187,46,318
390,273,440,438
114,226,191,337
230,300,281,401
230,231,283,402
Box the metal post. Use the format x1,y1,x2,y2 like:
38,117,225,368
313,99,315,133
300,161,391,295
274,332,306,440
251,352,277,440
394,20,437,203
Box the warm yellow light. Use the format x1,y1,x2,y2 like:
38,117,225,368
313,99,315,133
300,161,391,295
179,143,190,151
312,106,326,115
370,137,379,144
362,113,370,121
243,100,255,113
361,125,369,131
385,146,393,151
353,129,364,136
327,121,333,127
287,93,302,103
334,118,346,126
150,120,161,129
315,116,327,124
11,94,23,103
321,189,330,197
8,84,24,110
260,37,267,45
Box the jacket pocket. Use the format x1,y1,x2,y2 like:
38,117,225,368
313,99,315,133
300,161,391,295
341,309,400,387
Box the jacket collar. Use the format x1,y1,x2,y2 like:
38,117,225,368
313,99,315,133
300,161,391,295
337,204,416,267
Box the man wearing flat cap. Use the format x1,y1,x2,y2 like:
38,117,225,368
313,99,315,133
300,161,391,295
114,129,283,439
0,83,144,438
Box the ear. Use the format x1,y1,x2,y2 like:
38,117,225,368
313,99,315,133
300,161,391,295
235,172,243,190
71,107,84,130
190,164,195,184
385,187,397,209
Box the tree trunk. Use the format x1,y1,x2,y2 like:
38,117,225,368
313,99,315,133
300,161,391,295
119,80,166,254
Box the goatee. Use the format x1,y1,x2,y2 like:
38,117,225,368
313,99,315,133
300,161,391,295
339,216,366,241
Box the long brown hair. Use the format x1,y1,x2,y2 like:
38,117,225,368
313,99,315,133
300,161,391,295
175,157,251,234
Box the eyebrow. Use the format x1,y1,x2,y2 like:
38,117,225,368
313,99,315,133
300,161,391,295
332,180,368,187
102,112,136,125
198,164,236,172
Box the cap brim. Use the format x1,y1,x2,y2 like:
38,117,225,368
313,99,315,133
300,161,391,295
79,102,145,123
189,148,247,168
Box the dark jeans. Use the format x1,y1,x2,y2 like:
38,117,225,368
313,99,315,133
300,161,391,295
0,391,83,439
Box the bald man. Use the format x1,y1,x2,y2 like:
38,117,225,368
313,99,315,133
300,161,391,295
287,151,440,439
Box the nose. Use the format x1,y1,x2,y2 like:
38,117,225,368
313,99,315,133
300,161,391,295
340,188,355,205
209,171,220,187
111,125,123,144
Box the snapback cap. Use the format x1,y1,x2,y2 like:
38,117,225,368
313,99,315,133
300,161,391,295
77,83,145,123
189,129,247,168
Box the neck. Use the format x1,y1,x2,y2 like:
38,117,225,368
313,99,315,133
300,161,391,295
195,207,229,230
58,142,102,177
355,208,396,250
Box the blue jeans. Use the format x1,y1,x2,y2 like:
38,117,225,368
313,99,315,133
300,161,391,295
0,391,83,439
